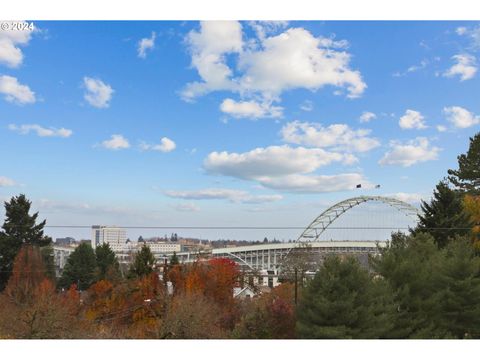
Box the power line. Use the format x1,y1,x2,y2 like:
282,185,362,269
43,225,473,230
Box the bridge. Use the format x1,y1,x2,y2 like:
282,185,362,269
53,195,420,274
178,195,420,271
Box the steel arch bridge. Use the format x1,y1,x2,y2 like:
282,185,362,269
296,195,420,243
208,195,421,271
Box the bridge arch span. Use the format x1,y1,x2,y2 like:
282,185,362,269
296,195,420,243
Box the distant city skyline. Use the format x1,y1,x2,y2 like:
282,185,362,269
1,21,479,240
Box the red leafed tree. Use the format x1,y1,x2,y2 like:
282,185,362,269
204,258,239,306
84,273,166,338
232,282,296,339
4,245,47,304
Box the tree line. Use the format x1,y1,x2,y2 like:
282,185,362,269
0,132,479,338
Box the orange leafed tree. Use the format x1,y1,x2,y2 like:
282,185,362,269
464,195,480,249
0,245,90,338
4,245,47,304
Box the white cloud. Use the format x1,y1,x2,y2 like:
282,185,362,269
443,106,480,128
385,192,425,204
436,125,447,132
455,25,480,49
204,145,355,180
182,22,366,106
359,111,376,123
254,173,370,193
202,144,368,193
182,21,243,100
83,77,114,108
237,27,366,99
219,98,283,119
140,137,176,152
280,121,380,153
393,59,428,77
379,137,440,167
248,21,289,41
456,27,467,36
101,134,130,150
399,109,427,130
0,75,35,104
0,21,35,68
0,176,16,187
443,54,477,81
8,124,72,138
300,100,313,112
164,188,283,204
137,32,156,58
170,202,200,212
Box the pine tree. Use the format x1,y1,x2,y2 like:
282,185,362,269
95,243,120,282
58,242,97,291
296,256,394,339
128,244,156,278
170,251,179,266
0,194,52,291
414,180,473,248
371,232,444,338
448,132,480,195
434,237,480,338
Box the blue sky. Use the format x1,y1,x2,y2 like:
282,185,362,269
1,20,479,241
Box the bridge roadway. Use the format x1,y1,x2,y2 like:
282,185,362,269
174,240,388,271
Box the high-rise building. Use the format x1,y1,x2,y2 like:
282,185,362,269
91,225,127,252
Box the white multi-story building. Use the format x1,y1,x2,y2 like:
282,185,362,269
141,241,181,254
91,225,127,252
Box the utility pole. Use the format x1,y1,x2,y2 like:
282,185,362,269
294,267,298,305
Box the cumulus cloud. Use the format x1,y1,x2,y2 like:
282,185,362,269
399,110,427,130
181,21,243,100
280,121,380,153
101,134,130,150
83,77,114,108
436,125,447,132
219,98,283,119
385,192,425,204
8,124,72,138
456,27,467,36
182,22,366,114
359,111,376,123
164,188,283,204
379,137,440,167
0,176,16,187
237,27,366,99
0,21,35,68
0,75,35,104
248,21,289,41
170,202,200,212
253,173,370,193
202,144,368,193
300,100,313,112
204,145,356,180
455,25,480,49
137,32,156,58
443,54,477,81
393,59,428,77
140,137,176,153
443,106,480,128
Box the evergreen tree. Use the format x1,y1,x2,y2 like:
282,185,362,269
296,256,394,339
448,132,480,195
128,244,156,278
170,251,179,266
0,195,52,291
58,242,97,291
414,180,472,248
434,237,480,338
95,243,120,282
